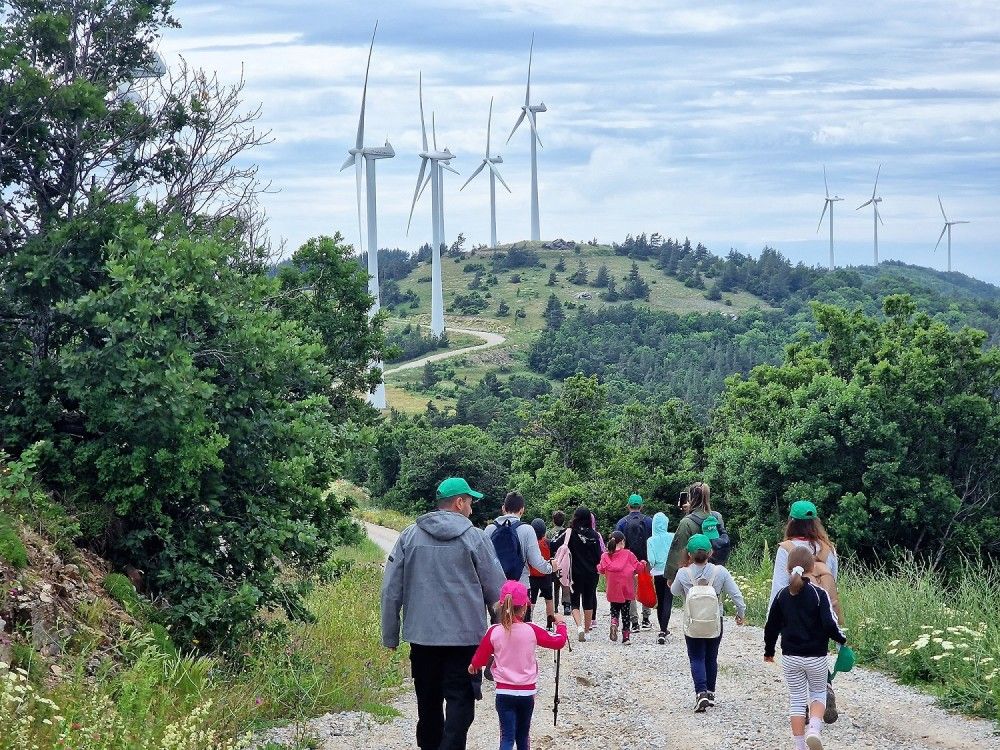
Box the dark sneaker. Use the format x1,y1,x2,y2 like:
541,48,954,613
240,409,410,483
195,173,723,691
631,620,640,633
706,691,716,707
609,617,619,642
641,620,652,630
563,604,571,616
824,683,839,723
657,632,666,645
694,692,710,713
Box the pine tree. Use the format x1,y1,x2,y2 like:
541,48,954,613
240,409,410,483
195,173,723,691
568,260,589,286
622,262,651,300
593,265,610,288
547,271,558,286
555,255,567,272
544,293,565,329
497,299,511,316
601,276,620,302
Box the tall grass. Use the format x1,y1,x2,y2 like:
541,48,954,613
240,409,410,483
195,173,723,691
0,539,406,748
729,545,1000,722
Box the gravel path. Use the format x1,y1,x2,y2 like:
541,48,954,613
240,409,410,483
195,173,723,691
266,525,999,750
382,326,506,376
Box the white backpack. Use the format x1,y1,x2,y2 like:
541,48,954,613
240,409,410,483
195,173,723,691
683,566,722,639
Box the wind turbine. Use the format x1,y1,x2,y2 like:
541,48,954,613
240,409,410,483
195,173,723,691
406,74,458,337
508,34,546,242
461,97,511,248
340,23,394,410
935,196,970,273
856,165,884,265
816,166,844,270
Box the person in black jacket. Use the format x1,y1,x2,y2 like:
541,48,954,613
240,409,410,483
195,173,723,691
764,547,847,750
550,506,602,642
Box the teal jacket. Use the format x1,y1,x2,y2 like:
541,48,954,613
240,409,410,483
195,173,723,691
646,512,673,576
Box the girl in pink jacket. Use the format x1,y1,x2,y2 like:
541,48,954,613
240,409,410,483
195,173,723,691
597,530,647,645
469,580,568,750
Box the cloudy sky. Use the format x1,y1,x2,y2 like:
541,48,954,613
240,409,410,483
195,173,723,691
163,1,1000,280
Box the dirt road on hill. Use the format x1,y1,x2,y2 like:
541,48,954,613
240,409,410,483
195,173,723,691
266,524,998,750
382,326,506,376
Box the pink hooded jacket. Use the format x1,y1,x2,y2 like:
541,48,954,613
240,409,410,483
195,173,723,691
597,548,646,603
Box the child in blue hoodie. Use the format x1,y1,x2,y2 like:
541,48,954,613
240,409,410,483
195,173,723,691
647,512,674,644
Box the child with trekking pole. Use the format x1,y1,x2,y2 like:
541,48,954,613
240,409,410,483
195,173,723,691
469,580,569,750
597,530,647,645
670,534,746,712
764,547,848,750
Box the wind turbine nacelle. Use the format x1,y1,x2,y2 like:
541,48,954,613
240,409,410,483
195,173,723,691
489,155,503,164
420,151,455,161
529,102,547,113
364,144,395,159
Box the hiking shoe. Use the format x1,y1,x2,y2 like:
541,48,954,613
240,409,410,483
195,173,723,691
631,620,640,633
706,691,716,707
641,619,652,630
806,732,824,750
578,627,586,643
657,632,666,645
609,617,619,642
694,692,710,713
622,634,631,646
824,683,839,723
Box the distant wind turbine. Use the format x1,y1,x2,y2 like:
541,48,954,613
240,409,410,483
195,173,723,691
856,165,884,265
817,166,844,270
461,97,511,248
508,34,546,242
406,74,458,337
935,196,970,273
340,23,393,410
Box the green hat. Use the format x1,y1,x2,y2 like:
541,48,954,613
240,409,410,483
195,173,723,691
789,500,819,521
627,493,644,507
701,514,720,541
687,534,713,553
436,477,484,501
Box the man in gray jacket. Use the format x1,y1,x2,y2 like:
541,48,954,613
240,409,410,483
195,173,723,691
483,491,552,619
381,477,505,750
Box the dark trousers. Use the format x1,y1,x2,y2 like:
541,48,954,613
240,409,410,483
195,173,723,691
496,694,534,750
684,631,723,694
653,575,674,633
410,643,480,750
609,601,631,636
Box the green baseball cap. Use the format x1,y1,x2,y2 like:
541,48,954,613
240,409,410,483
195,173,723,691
436,477,484,501
701,514,720,541
790,500,819,520
687,534,713,553
627,493,643,507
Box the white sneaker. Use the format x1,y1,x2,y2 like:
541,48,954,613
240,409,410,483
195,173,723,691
578,627,586,643
806,732,823,750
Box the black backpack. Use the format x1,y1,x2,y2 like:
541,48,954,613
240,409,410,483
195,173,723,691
492,519,525,581
622,514,649,561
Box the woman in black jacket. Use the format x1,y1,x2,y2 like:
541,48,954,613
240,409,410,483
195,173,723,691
551,506,602,642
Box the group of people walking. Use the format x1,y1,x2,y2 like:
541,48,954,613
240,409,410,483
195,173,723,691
381,477,849,750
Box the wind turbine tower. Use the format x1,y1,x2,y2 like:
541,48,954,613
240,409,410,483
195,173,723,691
407,74,458,337
508,34,546,242
935,196,970,273
817,166,844,270
340,23,394,409
856,165,884,265
461,97,512,247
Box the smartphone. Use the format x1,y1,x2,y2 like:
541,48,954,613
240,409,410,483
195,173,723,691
677,491,689,509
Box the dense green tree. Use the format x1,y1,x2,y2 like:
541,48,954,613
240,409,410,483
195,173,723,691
592,265,610,288
543,294,565,330
622,262,650,300
568,260,588,286
547,271,557,286
555,255,567,272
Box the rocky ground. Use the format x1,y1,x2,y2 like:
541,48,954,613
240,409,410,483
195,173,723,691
261,525,999,750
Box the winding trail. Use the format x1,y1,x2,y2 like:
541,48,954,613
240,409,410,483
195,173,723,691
320,525,998,750
382,326,506,376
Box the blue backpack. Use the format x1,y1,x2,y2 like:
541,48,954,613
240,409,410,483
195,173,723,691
492,519,525,581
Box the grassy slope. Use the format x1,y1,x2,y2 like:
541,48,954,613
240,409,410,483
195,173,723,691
384,241,770,413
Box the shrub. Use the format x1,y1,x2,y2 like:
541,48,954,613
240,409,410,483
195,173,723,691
0,515,27,568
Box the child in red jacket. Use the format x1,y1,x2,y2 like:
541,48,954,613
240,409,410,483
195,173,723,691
470,580,568,750
597,530,646,645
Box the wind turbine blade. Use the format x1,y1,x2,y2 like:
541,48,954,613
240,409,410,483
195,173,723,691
507,110,526,144
817,201,828,233
486,96,493,157
406,158,428,235
526,110,543,148
339,153,356,172
938,195,948,222
525,33,534,107
432,112,438,151
823,165,829,198
441,162,460,176
418,168,432,200
355,158,365,253
872,163,881,198
356,22,377,150
876,204,884,226
460,161,486,190
954,220,970,225
934,224,947,250
857,199,873,210
488,161,512,193
418,72,428,152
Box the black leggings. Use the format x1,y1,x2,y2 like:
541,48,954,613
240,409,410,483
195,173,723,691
570,579,598,613
653,574,674,633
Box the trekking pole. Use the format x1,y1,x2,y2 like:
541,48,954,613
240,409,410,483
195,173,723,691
553,646,561,726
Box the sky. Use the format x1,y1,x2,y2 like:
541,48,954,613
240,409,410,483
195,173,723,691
162,1,1000,281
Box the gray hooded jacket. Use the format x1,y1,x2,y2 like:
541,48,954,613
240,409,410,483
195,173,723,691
381,510,506,648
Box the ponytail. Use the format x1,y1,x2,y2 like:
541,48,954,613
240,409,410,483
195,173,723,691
608,530,625,556
787,546,815,596
497,595,528,633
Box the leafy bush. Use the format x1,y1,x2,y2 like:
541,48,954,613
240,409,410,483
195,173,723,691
0,514,27,568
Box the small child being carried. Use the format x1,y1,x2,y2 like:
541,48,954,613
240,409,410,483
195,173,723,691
764,546,848,750
470,580,568,750
597,530,647,645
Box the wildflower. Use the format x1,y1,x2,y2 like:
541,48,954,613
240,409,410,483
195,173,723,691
888,640,901,648
931,654,946,661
